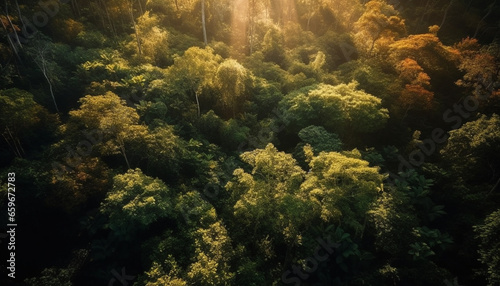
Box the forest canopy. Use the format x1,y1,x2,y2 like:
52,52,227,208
1,0,500,285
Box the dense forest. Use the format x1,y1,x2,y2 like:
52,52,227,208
1,0,500,285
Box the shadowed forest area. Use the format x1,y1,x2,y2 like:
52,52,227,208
1,0,500,285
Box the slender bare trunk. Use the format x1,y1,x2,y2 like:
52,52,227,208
474,0,496,38
3,1,22,60
130,0,142,55
13,0,23,26
0,15,20,61
248,0,255,54
34,45,59,112
41,62,59,113
118,136,131,169
109,7,117,38
487,176,500,196
7,126,23,157
201,0,208,46
2,127,22,158
101,0,116,37
137,0,144,15
439,0,454,29
73,0,81,17
195,91,201,117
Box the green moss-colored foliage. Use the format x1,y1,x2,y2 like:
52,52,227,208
0,88,59,159
226,144,312,245
302,149,384,235
280,82,389,136
3,1,499,285
294,125,343,166
474,209,500,286
100,168,174,234
441,114,500,184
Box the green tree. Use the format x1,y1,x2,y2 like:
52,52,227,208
66,91,148,169
455,38,500,99
297,125,342,153
143,257,188,285
353,0,406,57
388,31,459,74
301,148,384,236
186,221,235,285
24,250,88,286
100,168,174,235
226,143,313,249
294,125,342,166
215,58,253,117
474,208,500,286
261,25,287,67
26,35,62,112
394,58,435,118
167,47,222,117
0,88,58,158
49,157,111,213
133,11,169,66
131,124,185,179
440,114,500,186
281,82,389,138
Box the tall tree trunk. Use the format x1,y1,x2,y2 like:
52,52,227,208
100,0,116,38
487,176,500,196
201,0,208,46
249,0,255,54
40,61,59,113
0,14,21,62
439,0,454,29
34,45,59,112
137,0,144,15
118,136,131,169
72,0,81,17
416,0,431,32
3,1,22,56
474,0,496,38
2,126,23,158
130,0,142,55
195,90,201,117
13,0,23,27
93,2,106,32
